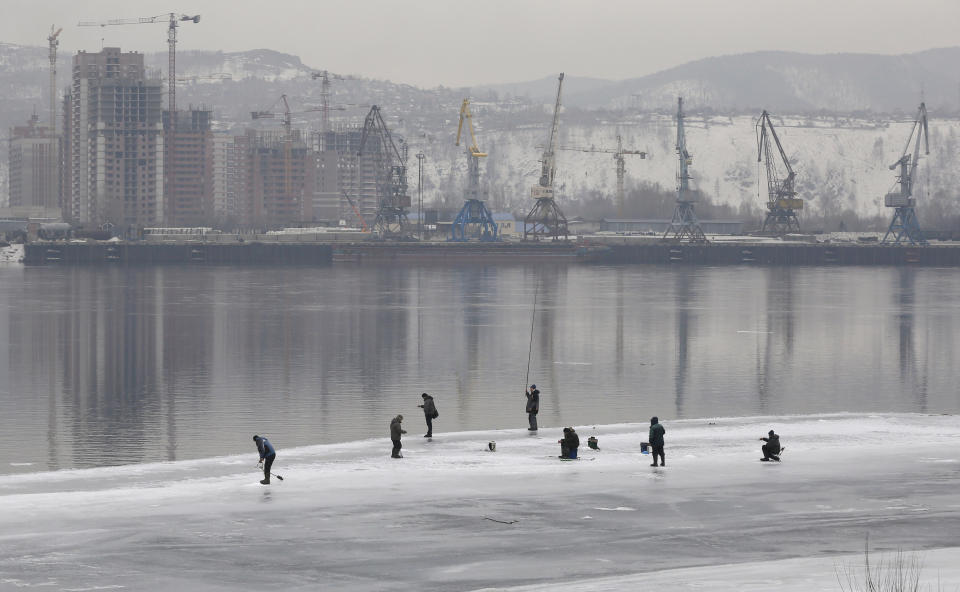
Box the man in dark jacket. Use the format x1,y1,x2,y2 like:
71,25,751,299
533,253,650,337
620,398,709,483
525,384,540,431
761,429,781,460
418,393,438,438
559,427,580,459
253,435,276,485
648,417,666,467
390,415,407,458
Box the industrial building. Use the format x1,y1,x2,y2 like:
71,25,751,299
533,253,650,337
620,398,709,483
65,48,164,228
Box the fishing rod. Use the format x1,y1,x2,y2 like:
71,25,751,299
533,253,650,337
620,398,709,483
256,464,284,481
524,281,539,391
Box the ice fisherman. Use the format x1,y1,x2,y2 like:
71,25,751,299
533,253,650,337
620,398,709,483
648,417,666,467
525,384,540,431
760,429,781,460
390,414,407,458
559,427,580,459
253,435,276,485
417,393,438,438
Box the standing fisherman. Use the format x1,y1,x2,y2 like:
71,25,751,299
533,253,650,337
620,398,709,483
525,384,540,431
253,435,276,485
648,417,666,467
418,393,438,438
390,415,407,458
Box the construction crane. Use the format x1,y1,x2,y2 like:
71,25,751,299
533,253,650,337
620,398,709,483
524,73,568,241
559,135,646,217
78,13,200,124
882,103,930,246
451,98,498,242
664,97,707,243
358,105,411,239
311,70,344,135
341,190,370,232
756,110,802,234
250,94,322,201
47,25,62,208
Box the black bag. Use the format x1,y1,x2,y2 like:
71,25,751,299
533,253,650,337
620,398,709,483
432,410,439,419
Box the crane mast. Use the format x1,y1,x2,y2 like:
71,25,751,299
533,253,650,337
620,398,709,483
524,73,568,241
882,102,930,245
358,105,411,239
48,25,62,211
558,135,646,217
451,98,498,241
664,97,706,242
756,110,802,234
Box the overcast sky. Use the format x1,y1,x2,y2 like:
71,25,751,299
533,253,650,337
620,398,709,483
3,0,959,88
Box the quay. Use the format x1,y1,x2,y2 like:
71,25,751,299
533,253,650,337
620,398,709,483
19,237,960,266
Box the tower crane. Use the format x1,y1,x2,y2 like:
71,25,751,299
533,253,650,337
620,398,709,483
450,98,498,242
311,70,343,135
558,135,647,218
358,105,411,239
882,103,930,246
250,94,320,200
524,73,569,241
78,13,200,126
664,97,707,243
47,25,62,208
756,110,802,234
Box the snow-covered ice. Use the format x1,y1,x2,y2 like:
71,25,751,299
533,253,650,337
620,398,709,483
1,413,959,591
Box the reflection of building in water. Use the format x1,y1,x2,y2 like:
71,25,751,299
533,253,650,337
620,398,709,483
673,269,696,418
756,267,797,411
895,268,928,411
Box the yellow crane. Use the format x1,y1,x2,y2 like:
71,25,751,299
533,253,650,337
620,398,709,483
451,99,498,241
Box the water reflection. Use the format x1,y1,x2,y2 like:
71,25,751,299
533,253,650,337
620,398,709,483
2,264,959,474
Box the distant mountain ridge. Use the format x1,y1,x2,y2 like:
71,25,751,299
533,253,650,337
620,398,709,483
475,48,960,114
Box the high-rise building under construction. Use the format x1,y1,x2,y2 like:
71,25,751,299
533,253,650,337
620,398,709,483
65,48,164,228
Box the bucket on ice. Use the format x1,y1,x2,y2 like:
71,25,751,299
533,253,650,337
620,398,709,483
488,441,496,452
587,436,599,450
640,442,650,454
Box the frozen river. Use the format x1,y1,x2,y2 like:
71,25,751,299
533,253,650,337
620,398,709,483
1,264,959,474
1,413,958,590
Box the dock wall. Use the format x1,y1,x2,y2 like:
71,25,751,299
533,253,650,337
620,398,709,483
24,242,333,266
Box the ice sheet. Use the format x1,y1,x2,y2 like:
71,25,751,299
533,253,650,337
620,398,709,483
1,413,959,591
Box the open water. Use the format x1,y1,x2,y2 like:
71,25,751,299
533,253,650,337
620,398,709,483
1,263,958,473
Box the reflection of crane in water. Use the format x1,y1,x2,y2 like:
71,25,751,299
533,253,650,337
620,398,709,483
673,269,695,417
882,103,929,245
755,267,796,411
895,268,928,411
756,110,802,235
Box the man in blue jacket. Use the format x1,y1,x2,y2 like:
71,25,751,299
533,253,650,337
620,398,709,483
253,435,276,484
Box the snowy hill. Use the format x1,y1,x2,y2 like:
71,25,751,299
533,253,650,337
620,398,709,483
2,43,958,224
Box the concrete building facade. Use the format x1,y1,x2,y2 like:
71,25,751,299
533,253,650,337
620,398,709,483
66,48,164,228
235,129,314,228
8,114,59,214
163,109,214,227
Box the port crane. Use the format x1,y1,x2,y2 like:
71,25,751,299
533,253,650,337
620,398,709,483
882,103,929,245
756,110,802,234
559,135,646,218
451,99,498,241
358,105,411,239
78,13,200,126
524,73,568,241
664,97,707,242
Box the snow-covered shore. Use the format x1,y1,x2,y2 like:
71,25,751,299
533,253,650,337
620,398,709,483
2,413,959,591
